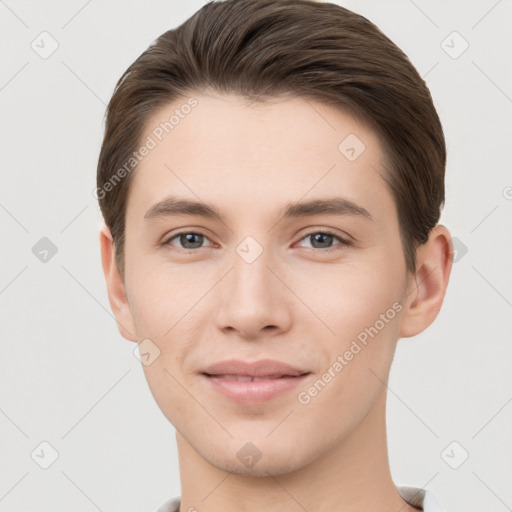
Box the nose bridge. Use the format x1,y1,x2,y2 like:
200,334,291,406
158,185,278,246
230,235,276,305
215,233,292,337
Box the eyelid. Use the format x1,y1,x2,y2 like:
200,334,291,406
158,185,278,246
294,229,352,251
163,229,216,250
163,227,353,252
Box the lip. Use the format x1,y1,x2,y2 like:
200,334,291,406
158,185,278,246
200,359,311,404
201,358,308,378
201,373,310,404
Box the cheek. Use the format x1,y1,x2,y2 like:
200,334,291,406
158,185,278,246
292,255,404,340
290,254,404,402
127,264,205,384
126,259,201,338
293,271,402,429
131,268,203,423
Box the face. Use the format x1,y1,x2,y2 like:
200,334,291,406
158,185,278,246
117,92,415,475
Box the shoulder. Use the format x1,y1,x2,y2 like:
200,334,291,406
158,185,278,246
156,490,446,512
397,486,447,511
153,496,181,512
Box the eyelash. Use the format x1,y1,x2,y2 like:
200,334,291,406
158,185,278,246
162,229,352,254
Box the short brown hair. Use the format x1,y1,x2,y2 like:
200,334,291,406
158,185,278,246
97,0,446,277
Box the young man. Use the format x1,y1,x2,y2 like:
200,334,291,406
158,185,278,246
96,1,453,510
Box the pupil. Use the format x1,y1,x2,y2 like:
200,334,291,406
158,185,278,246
313,233,332,248
182,233,203,248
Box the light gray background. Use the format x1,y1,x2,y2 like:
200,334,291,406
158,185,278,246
1,1,511,511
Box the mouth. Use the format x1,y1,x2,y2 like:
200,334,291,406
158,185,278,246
200,358,309,378
200,372,312,404
202,373,310,381
199,359,311,403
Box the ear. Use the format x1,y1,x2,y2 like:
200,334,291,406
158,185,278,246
99,223,137,342
399,224,453,338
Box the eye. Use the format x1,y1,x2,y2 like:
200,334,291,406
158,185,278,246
296,230,351,253
163,231,214,251
162,229,352,253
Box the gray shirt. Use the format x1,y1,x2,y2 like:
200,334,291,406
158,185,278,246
155,486,447,511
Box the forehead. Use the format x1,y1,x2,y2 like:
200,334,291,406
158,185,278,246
126,92,392,223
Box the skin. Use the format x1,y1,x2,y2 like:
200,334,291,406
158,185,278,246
100,91,453,512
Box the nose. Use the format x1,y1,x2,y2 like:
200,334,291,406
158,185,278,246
215,246,293,340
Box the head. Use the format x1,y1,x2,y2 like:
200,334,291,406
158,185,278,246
98,0,452,476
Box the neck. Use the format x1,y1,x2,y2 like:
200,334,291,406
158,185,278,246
175,387,419,512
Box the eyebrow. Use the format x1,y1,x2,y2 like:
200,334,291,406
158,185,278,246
144,195,373,222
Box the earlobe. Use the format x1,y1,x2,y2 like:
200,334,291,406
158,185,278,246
399,225,453,338
99,223,137,342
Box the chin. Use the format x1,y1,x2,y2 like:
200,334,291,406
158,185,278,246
199,436,316,478
212,453,306,478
